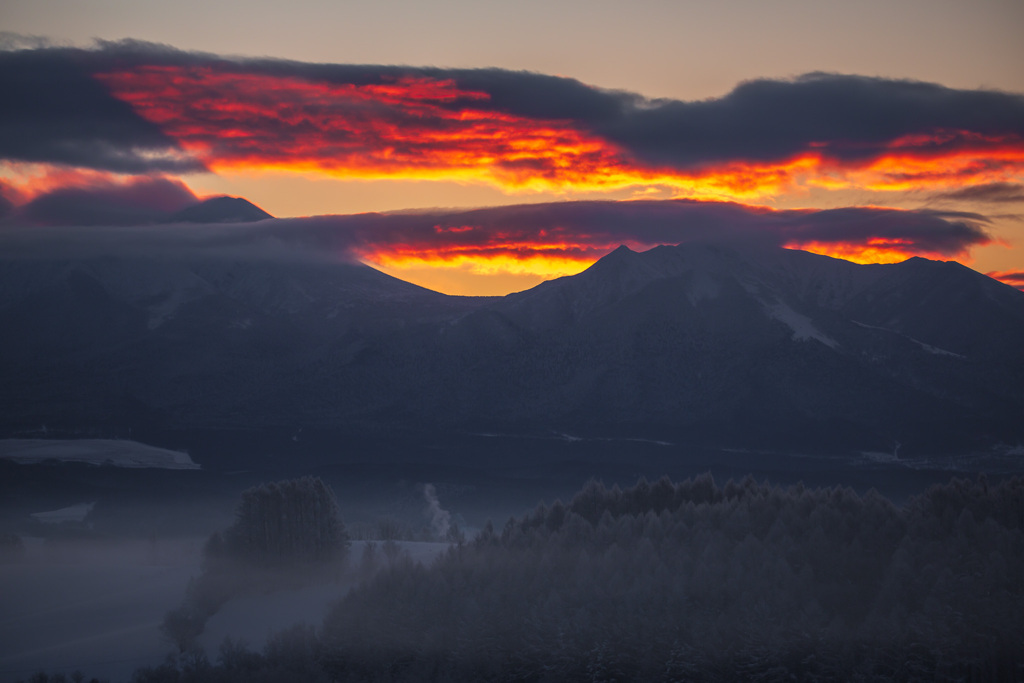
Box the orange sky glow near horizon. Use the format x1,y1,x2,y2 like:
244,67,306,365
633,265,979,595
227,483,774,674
92,67,1024,292
1,63,1021,295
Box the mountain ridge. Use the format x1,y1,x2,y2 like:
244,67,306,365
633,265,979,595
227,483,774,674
0,241,1021,454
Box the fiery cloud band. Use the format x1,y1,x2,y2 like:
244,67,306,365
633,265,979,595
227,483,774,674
2,42,1023,201
1,42,1021,293
0,198,989,284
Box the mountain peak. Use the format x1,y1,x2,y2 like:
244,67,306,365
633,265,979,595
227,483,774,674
167,196,273,224
581,244,638,270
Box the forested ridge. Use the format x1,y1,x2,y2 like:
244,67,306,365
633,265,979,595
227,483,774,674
321,474,1023,681
22,474,1024,683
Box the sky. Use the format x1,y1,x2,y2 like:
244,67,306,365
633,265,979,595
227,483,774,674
1,0,1023,295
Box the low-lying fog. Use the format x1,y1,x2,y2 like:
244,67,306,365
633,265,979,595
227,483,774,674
2,435,1022,682
0,537,447,682
0,537,201,682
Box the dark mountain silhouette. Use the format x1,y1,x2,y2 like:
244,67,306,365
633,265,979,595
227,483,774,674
167,196,273,223
1,242,1022,454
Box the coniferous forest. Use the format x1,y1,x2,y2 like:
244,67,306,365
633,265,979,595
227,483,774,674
19,474,1024,683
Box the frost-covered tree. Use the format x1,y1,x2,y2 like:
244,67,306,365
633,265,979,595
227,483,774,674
319,474,1024,681
216,476,349,566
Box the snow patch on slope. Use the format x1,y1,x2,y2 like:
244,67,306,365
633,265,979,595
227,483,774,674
764,300,838,348
851,321,964,358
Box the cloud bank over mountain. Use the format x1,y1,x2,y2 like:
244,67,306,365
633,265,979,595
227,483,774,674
0,199,989,272
1,40,1021,291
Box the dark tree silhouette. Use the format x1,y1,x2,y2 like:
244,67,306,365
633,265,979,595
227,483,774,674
216,476,349,567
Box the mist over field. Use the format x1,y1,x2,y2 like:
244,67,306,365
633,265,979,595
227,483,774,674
2,443,1023,681
0,537,202,681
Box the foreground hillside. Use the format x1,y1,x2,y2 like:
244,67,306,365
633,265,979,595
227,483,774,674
2,242,1023,454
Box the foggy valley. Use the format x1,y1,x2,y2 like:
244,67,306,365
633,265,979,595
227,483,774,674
2,425,1023,681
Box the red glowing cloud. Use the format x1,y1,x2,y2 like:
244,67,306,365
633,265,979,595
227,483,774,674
4,44,1022,202
95,67,635,192
3,45,1022,289
91,64,1024,201
260,200,990,279
987,271,1024,291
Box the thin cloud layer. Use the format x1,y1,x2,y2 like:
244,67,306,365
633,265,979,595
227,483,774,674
932,182,1024,204
330,201,991,271
0,199,989,275
2,41,1022,199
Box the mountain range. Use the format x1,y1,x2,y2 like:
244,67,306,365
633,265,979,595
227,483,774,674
2,238,1022,455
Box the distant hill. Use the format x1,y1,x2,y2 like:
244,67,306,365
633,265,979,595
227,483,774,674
167,196,273,223
1,242,1022,455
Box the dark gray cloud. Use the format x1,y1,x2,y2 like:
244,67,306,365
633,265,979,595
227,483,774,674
932,182,1024,204
325,200,989,258
597,73,1024,168
0,47,204,173
0,199,988,266
4,41,1022,175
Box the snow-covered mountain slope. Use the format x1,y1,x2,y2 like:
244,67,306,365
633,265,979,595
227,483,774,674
1,243,1022,453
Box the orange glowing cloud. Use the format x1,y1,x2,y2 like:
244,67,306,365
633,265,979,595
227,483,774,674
7,44,1024,205
95,67,638,193
986,271,1024,291
809,135,1024,193
5,45,1022,292
241,200,988,289
782,238,944,264
358,226,614,279
0,163,127,203
91,65,1024,203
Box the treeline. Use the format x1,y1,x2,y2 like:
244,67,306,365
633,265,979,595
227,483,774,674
23,474,1024,682
207,476,349,567
321,475,1023,682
